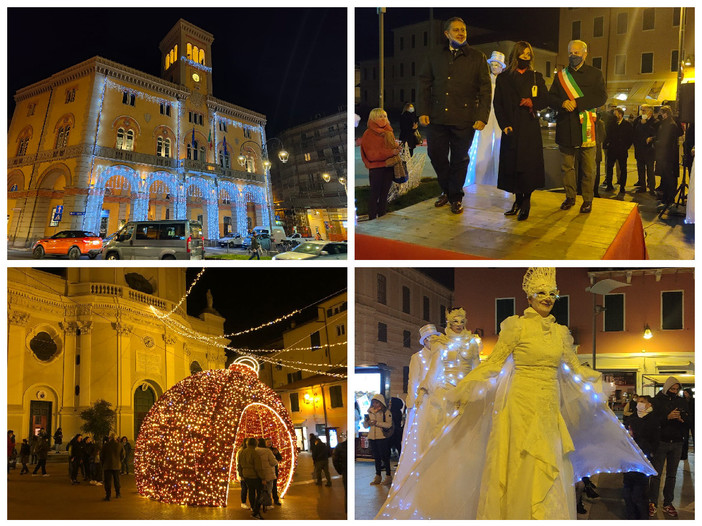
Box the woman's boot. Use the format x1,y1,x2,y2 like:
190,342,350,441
504,193,523,216
518,194,531,221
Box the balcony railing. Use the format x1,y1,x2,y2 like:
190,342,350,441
68,281,183,317
94,145,178,169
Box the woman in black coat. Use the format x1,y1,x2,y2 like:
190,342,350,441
493,41,549,220
399,103,419,156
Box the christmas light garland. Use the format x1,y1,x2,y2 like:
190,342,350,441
134,360,298,507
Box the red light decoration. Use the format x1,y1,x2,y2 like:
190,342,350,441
134,360,298,507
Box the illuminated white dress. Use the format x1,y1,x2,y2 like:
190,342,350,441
379,330,481,515
466,72,502,187
376,309,655,520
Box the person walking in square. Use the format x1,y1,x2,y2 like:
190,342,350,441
100,434,125,501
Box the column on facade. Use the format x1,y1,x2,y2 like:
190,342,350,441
164,332,178,388
8,311,31,409
77,321,94,408
114,316,134,436
58,321,80,431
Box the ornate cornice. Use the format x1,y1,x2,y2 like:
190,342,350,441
8,311,30,327
207,95,266,126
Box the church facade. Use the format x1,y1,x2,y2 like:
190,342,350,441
7,267,227,442
8,19,273,246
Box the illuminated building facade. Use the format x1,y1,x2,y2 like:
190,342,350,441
8,19,273,246
7,267,227,443
259,293,348,449
270,111,348,240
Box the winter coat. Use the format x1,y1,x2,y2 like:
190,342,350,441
399,111,419,146
100,439,125,470
331,439,347,476
633,115,658,159
651,379,689,443
361,120,398,170
36,439,50,460
237,446,263,479
627,411,659,460
493,68,549,194
548,63,607,148
69,439,85,460
20,443,30,461
418,45,492,126
365,406,392,440
53,430,63,445
311,440,330,462
255,447,278,481
654,117,682,176
603,118,634,156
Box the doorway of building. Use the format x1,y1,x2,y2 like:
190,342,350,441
29,400,52,438
134,385,156,439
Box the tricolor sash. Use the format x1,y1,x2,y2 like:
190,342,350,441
558,67,597,147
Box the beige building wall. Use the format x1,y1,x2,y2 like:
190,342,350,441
7,268,227,443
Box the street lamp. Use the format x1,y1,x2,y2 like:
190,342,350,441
643,324,653,339
586,277,630,370
237,137,289,170
321,172,347,195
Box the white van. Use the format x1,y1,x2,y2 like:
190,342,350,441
270,226,287,244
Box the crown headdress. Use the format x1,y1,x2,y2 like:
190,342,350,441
446,307,466,322
522,268,557,297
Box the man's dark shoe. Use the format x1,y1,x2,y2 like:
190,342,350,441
577,502,587,514
450,201,463,214
560,198,575,210
618,188,626,196
434,194,449,207
605,185,615,191
635,186,647,193
634,181,644,187
274,501,282,506
580,201,592,213
103,497,111,501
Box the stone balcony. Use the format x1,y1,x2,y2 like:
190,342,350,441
68,281,186,318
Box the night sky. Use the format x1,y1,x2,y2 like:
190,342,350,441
7,7,346,137
356,7,560,61
185,268,347,362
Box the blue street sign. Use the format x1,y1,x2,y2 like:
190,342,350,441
69,211,85,216
52,205,63,223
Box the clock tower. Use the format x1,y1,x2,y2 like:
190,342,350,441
159,19,214,96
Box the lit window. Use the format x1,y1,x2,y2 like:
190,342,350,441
304,152,311,161
193,46,199,62
56,126,70,149
116,128,125,150
187,43,192,60
157,137,164,157
165,55,170,69
125,130,134,151
199,48,205,65
164,138,171,158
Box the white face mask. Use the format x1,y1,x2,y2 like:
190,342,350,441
641,115,648,122
409,107,415,113
637,402,648,412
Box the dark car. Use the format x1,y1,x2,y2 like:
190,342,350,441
32,230,103,260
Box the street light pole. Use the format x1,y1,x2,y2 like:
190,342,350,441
378,8,386,108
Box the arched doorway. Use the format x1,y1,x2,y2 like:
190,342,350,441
147,180,174,221
134,384,156,439
103,174,134,235
233,402,298,498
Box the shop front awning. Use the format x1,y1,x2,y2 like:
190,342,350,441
642,373,695,386
610,79,678,107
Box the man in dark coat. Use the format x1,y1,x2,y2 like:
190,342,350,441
649,377,689,518
265,438,283,505
101,434,125,501
418,17,492,214
31,437,50,476
68,434,84,484
311,435,332,486
603,107,634,195
632,104,658,194
654,106,683,206
548,39,607,214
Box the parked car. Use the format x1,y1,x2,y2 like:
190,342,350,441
272,241,347,260
217,233,244,248
32,230,103,260
103,220,204,260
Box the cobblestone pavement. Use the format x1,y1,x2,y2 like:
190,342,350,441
356,451,694,520
8,452,346,520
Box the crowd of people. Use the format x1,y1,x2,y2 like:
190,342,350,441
235,437,284,520
360,16,692,222
8,430,131,502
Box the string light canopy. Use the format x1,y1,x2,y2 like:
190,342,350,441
134,358,298,507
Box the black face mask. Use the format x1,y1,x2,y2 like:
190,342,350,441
517,58,530,69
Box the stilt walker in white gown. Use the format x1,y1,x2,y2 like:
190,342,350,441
376,268,656,520
466,51,506,187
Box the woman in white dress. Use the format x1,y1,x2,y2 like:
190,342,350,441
376,268,655,520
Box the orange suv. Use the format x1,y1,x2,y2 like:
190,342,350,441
32,230,103,260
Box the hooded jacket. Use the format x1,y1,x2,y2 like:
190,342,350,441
360,121,397,170
652,377,689,442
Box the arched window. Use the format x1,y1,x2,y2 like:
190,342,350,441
165,55,170,69
116,128,125,150
219,149,230,168
187,43,192,60
55,126,70,149
200,145,206,162
190,361,203,375
245,157,255,173
17,137,29,157
125,130,134,151
157,137,163,157
193,46,199,62
174,44,177,61
164,138,171,158
199,49,205,65
188,140,199,161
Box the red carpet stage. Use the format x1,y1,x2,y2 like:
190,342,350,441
356,185,649,260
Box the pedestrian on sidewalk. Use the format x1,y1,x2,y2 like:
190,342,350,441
101,434,125,501
29,434,38,464
238,437,264,519
236,440,250,509
256,438,278,513
365,393,393,486
19,439,30,475
649,377,689,518
311,435,332,487
8,430,16,473
31,437,50,476
248,234,261,260
68,434,84,484
120,437,132,474
53,428,63,454
265,438,283,505
624,394,657,519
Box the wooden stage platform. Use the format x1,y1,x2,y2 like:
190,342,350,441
356,185,649,260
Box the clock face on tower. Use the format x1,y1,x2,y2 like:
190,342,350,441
192,72,200,82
